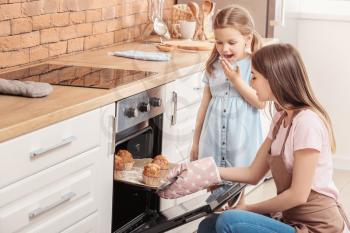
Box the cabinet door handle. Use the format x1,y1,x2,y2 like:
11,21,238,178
193,87,203,91
28,192,76,220
111,116,116,156
30,136,77,159
171,91,177,125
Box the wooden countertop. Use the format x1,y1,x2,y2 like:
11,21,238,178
0,42,209,143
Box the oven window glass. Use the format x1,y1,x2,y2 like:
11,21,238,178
115,126,154,159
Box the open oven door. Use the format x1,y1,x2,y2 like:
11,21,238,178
114,182,246,233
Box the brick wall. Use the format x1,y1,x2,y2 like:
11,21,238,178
0,0,175,70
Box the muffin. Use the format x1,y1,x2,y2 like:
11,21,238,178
116,149,134,170
143,163,161,186
114,155,124,178
152,155,169,177
115,155,124,170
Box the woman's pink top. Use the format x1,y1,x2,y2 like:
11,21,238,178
268,109,339,199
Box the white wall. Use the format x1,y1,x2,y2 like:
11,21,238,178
275,3,350,169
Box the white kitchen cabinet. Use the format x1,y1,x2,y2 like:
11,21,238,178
161,72,204,211
0,109,100,189
61,212,98,233
0,103,115,233
162,72,204,164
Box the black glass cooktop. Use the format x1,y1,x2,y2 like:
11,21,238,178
0,64,158,89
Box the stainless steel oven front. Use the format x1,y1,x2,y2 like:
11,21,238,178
112,85,165,232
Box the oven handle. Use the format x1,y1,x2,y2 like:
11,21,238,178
171,91,177,126
115,126,153,147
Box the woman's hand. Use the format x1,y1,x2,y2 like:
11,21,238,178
190,144,199,161
226,203,249,211
158,157,222,199
219,56,242,85
223,191,248,211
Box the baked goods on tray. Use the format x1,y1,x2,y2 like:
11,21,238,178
152,154,169,177
115,155,124,170
114,155,125,178
116,149,134,170
143,163,161,186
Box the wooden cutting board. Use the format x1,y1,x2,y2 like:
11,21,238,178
157,39,214,52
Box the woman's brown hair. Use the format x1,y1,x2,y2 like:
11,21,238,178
205,5,262,75
252,43,336,153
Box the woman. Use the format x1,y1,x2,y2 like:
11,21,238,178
197,43,350,233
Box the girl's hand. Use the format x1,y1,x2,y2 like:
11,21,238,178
190,144,199,161
219,56,242,85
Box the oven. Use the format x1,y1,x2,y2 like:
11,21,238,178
112,85,165,232
111,85,246,233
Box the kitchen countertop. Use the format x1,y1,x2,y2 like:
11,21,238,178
0,42,209,143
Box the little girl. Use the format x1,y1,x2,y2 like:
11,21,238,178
191,5,265,168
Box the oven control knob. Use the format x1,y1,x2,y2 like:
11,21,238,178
150,97,162,107
139,102,150,112
125,107,138,118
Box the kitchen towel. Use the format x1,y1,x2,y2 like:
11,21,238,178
0,78,53,98
158,157,221,199
108,50,171,61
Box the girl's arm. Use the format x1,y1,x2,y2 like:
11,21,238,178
190,85,212,160
219,137,271,184
245,148,319,214
220,57,265,109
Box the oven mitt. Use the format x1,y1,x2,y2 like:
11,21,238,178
158,157,221,199
108,50,171,61
0,78,53,98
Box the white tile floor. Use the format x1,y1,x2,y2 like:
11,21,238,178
167,169,350,232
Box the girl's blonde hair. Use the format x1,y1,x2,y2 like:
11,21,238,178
205,5,262,75
252,44,336,153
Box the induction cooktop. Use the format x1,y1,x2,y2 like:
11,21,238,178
0,64,158,89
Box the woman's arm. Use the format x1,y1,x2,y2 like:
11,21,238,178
219,137,271,184
220,57,265,109
245,148,320,214
190,85,211,161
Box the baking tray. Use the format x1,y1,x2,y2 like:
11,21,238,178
114,158,177,190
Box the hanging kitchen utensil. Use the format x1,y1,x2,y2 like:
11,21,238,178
154,18,171,40
152,0,171,40
142,0,170,41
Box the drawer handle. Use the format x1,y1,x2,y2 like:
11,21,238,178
28,192,76,220
193,87,203,91
30,136,77,159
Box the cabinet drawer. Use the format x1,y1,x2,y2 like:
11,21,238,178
61,212,98,233
0,109,100,188
0,147,98,233
173,72,204,110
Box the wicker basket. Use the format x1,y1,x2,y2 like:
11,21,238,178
172,4,193,23
171,4,194,38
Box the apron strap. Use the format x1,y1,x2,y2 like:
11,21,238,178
337,202,350,230
270,110,301,155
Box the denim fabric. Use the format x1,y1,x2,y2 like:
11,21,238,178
199,58,262,168
198,210,296,233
